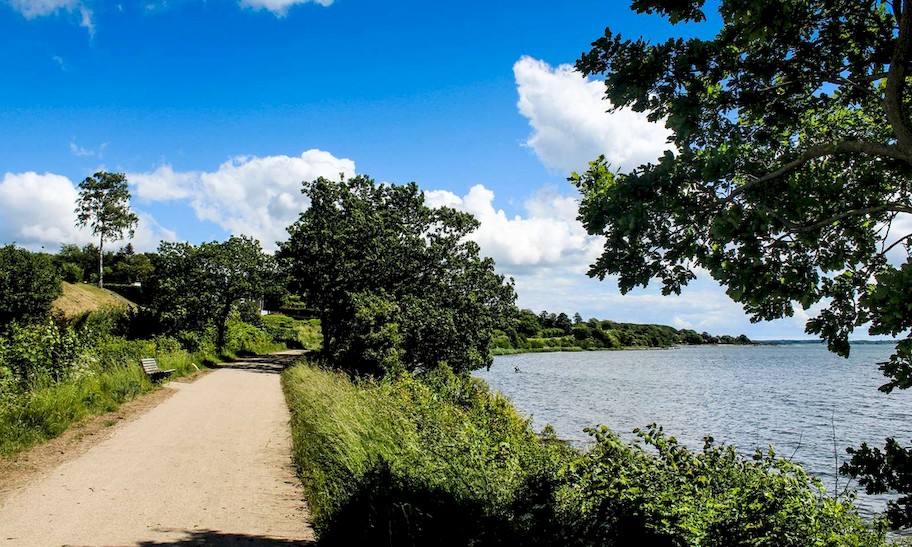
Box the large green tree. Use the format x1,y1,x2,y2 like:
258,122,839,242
75,171,139,289
278,175,516,376
0,245,61,329
146,236,275,352
574,0,912,527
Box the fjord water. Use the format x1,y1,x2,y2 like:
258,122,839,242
477,344,911,518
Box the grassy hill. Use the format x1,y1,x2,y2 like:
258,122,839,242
52,282,137,318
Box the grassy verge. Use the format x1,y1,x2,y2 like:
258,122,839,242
0,310,309,459
0,336,207,457
284,359,896,546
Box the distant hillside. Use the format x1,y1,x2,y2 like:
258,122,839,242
52,282,137,318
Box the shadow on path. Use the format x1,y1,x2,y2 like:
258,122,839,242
215,352,307,374
134,529,316,546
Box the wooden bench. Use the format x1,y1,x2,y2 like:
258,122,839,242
140,358,175,381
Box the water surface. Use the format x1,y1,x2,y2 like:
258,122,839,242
477,344,911,517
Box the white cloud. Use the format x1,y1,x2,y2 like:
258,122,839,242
6,0,94,34
0,172,87,248
238,0,333,16
131,164,196,202
514,56,672,174
425,184,603,269
130,149,355,248
0,171,174,253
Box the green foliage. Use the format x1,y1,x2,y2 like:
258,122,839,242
282,361,562,545
498,309,750,353
0,245,62,329
222,317,285,357
0,304,221,458
283,361,888,546
261,314,322,351
145,235,277,352
842,438,912,529
575,1,912,528
74,171,139,288
0,320,85,386
279,175,516,376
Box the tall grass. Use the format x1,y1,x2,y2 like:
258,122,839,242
282,362,565,545
0,364,149,456
283,360,897,547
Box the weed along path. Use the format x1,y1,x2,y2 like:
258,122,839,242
0,351,315,546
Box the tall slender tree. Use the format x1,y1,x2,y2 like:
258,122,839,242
74,171,139,289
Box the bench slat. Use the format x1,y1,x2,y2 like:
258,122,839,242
140,358,175,379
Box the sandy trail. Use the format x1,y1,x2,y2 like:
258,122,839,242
0,352,315,546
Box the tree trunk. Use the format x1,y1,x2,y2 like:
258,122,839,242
98,235,104,289
216,303,231,354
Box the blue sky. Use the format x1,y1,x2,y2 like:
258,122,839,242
0,0,824,339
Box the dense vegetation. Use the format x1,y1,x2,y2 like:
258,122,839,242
284,361,890,546
273,173,891,544
574,0,912,528
0,242,309,458
493,309,752,353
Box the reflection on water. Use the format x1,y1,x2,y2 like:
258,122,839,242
476,344,911,520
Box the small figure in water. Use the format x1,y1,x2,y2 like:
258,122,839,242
514,366,521,373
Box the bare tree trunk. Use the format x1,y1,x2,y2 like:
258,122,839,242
98,235,104,289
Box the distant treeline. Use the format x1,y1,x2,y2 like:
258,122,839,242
494,309,753,353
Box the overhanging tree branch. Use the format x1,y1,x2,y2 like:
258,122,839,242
724,140,912,203
885,0,912,153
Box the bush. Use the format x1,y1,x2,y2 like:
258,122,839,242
0,245,62,328
223,318,284,356
0,320,86,386
262,315,322,350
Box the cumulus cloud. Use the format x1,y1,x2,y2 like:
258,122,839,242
5,0,94,34
130,149,355,248
0,171,171,252
425,184,603,269
238,0,333,16
514,56,672,174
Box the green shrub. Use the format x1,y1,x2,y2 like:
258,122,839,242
557,425,887,546
262,315,322,350
0,320,86,386
0,245,62,328
223,318,284,356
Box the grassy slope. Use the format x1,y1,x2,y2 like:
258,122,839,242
52,282,136,318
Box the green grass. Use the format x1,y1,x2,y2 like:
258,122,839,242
283,359,897,547
282,361,562,545
0,364,150,456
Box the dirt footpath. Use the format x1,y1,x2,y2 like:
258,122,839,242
0,352,315,546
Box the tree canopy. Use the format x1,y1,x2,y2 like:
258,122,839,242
278,175,516,376
146,236,275,352
574,0,912,527
75,171,139,289
0,245,61,329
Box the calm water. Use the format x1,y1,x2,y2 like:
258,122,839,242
476,344,911,518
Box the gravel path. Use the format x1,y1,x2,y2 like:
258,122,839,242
0,352,315,546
